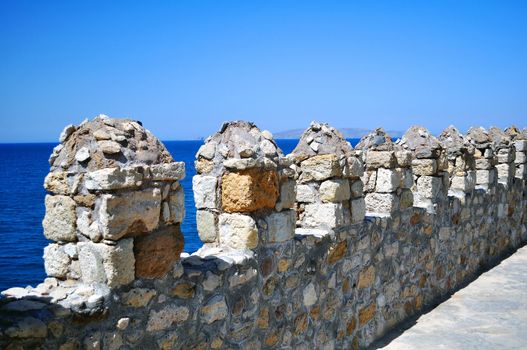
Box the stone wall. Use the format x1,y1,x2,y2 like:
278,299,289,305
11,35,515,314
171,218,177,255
1,118,526,350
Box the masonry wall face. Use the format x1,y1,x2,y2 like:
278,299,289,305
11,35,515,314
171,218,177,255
1,120,526,350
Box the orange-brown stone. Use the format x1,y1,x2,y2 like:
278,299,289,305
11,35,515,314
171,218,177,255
328,241,348,264
221,169,279,213
294,313,308,335
134,225,184,279
359,303,376,326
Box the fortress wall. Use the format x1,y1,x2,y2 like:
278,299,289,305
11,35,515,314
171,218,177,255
1,118,526,350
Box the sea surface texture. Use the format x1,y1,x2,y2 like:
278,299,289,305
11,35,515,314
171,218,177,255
0,139,359,291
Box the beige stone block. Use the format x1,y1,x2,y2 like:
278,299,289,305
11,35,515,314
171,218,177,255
219,213,258,249
365,151,396,169
43,195,77,242
411,159,437,176
365,192,398,214
85,167,142,191
320,178,351,202
375,168,400,193
266,210,295,243
299,154,341,182
150,162,185,181
221,169,279,213
196,210,218,243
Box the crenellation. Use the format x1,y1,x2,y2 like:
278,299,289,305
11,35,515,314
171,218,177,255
1,120,526,349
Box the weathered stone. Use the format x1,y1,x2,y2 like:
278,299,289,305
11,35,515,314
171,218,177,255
196,210,218,243
365,151,396,169
275,179,296,211
96,189,161,240
75,147,91,162
300,154,341,182
219,213,258,249
78,239,135,287
348,156,364,178
375,168,400,193
43,244,71,278
43,195,77,242
303,283,317,307
296,184,317,203
192,175,218,209
328,241,347,264
476,169,496,185
168,187,185,224
122,288,156,307
5,317,47,338
303,203,346,229
150,162,185,181
351,197,366,223
223,158,258,171
365,192,398,214
350,180,364,198
201,295,228,324
358,266,376,288
44,171,71,195
320,179,351,202
85,167,143,190
134,226,184,279
266,210,295,243
221,169,279,213
359,303,376,326
171,283,195,299
116,317,130,330
147,305,190,332
411,159,438,176
229,268,257,287
514,140,527,152
98,140,121,154
416,176,443,199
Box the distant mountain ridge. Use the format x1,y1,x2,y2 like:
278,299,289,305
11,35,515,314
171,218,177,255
273,127,403,139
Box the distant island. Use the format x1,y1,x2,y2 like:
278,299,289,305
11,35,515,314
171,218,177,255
273,127,404,139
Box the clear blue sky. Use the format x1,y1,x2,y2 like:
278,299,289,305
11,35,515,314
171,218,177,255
1,1,526,142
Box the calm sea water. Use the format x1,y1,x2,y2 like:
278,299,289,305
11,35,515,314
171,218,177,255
0,139,302,291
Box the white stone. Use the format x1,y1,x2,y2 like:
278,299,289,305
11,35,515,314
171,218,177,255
85,167,143,191
476,169,496,185
43,195,77,242
266,210,295,243
150,162,185,181
203,272,221,292
197,142,216,160
116,317,130,330
59,124,76,143
300,155,340,182
303,203,345,229
296,184,317,203
192,175,218,209
260,139,277,156
75,147,91,162
169,187,185,224
319,179,351,202
223,158,258,171
303,283,317,307
411,159,437,176
514,140,527,152
196,210,218,243
219,213,258,249
78,239,135,287
375,168,400,193
43,244,70,278
98,140,121,154
515,152,526,164
365,151,395,169
262,130,273,140
416,176,442,199
365,192,398,214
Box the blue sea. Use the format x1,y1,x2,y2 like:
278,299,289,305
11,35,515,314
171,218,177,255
0,139,302,291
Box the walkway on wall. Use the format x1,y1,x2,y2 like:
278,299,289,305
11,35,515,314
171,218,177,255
377,245,527,349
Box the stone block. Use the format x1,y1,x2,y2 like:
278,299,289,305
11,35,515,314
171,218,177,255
497,149,514,163
193,175,218,209
147,305,190,332
43,195,77,242
266,210,295,243
413,193,435,212
299,154,341,182
201,295,228,324
395,150,412,167
78,239,135,287
515,152,526,164
450,175,472,192
44,171,81,195
475,158,495,169
350,197,366,223
411,159,437,176
134,226,184,279
43,244,71,278
296,184,317,203
150,162,185,181
275,179,296,211
96,189,161,240
302,203,346,229
85,167,142,191
399,168,414,189
365,151,396,169
168,187,185,224
516,164,526,179
219,213,258,249
514,140,527,152
365,192,398,214
221,169,279,213
348,156,364,178
476,169,496,185
320,179,351,202
196,210,218,243
350,180,364,198
375,168,400,193
416,176,442,199
362,170,377,192
496,163,514,181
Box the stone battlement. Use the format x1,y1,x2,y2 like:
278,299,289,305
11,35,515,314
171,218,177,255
0,116,526,349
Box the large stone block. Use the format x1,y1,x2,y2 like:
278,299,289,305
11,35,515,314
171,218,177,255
219,213,258,249
168,187,185,224
348,156,364,178
296,184,317,203
134,226,184,279
475,158,495,170
85,167,143,191
365,151,396,169
416,176,442,199
221,169,279,213
514,152,526,164
44,171,81,195
411,159,437,176
375,168,400,193
43,195,77,242
319,179,351,202
193,175,218,209
97,189,161,240
496,163,514,181
476,169,496,185
78,239,135,287
196,210,218,243
303,203,346,229
365,193,398,214
43,244,71,278
266,210,295,243
514,140,527,152
150,162,185,181
299,154,341,182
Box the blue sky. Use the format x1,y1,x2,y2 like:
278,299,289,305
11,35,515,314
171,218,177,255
1,0,526,142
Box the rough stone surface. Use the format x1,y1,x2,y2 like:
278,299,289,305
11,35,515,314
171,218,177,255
43,195,77,242
319,179,351,202
219,213,258,249
266,210,295,243
299,154,341,182
196,210,218,243
192,175,218,209
221,169,279,213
